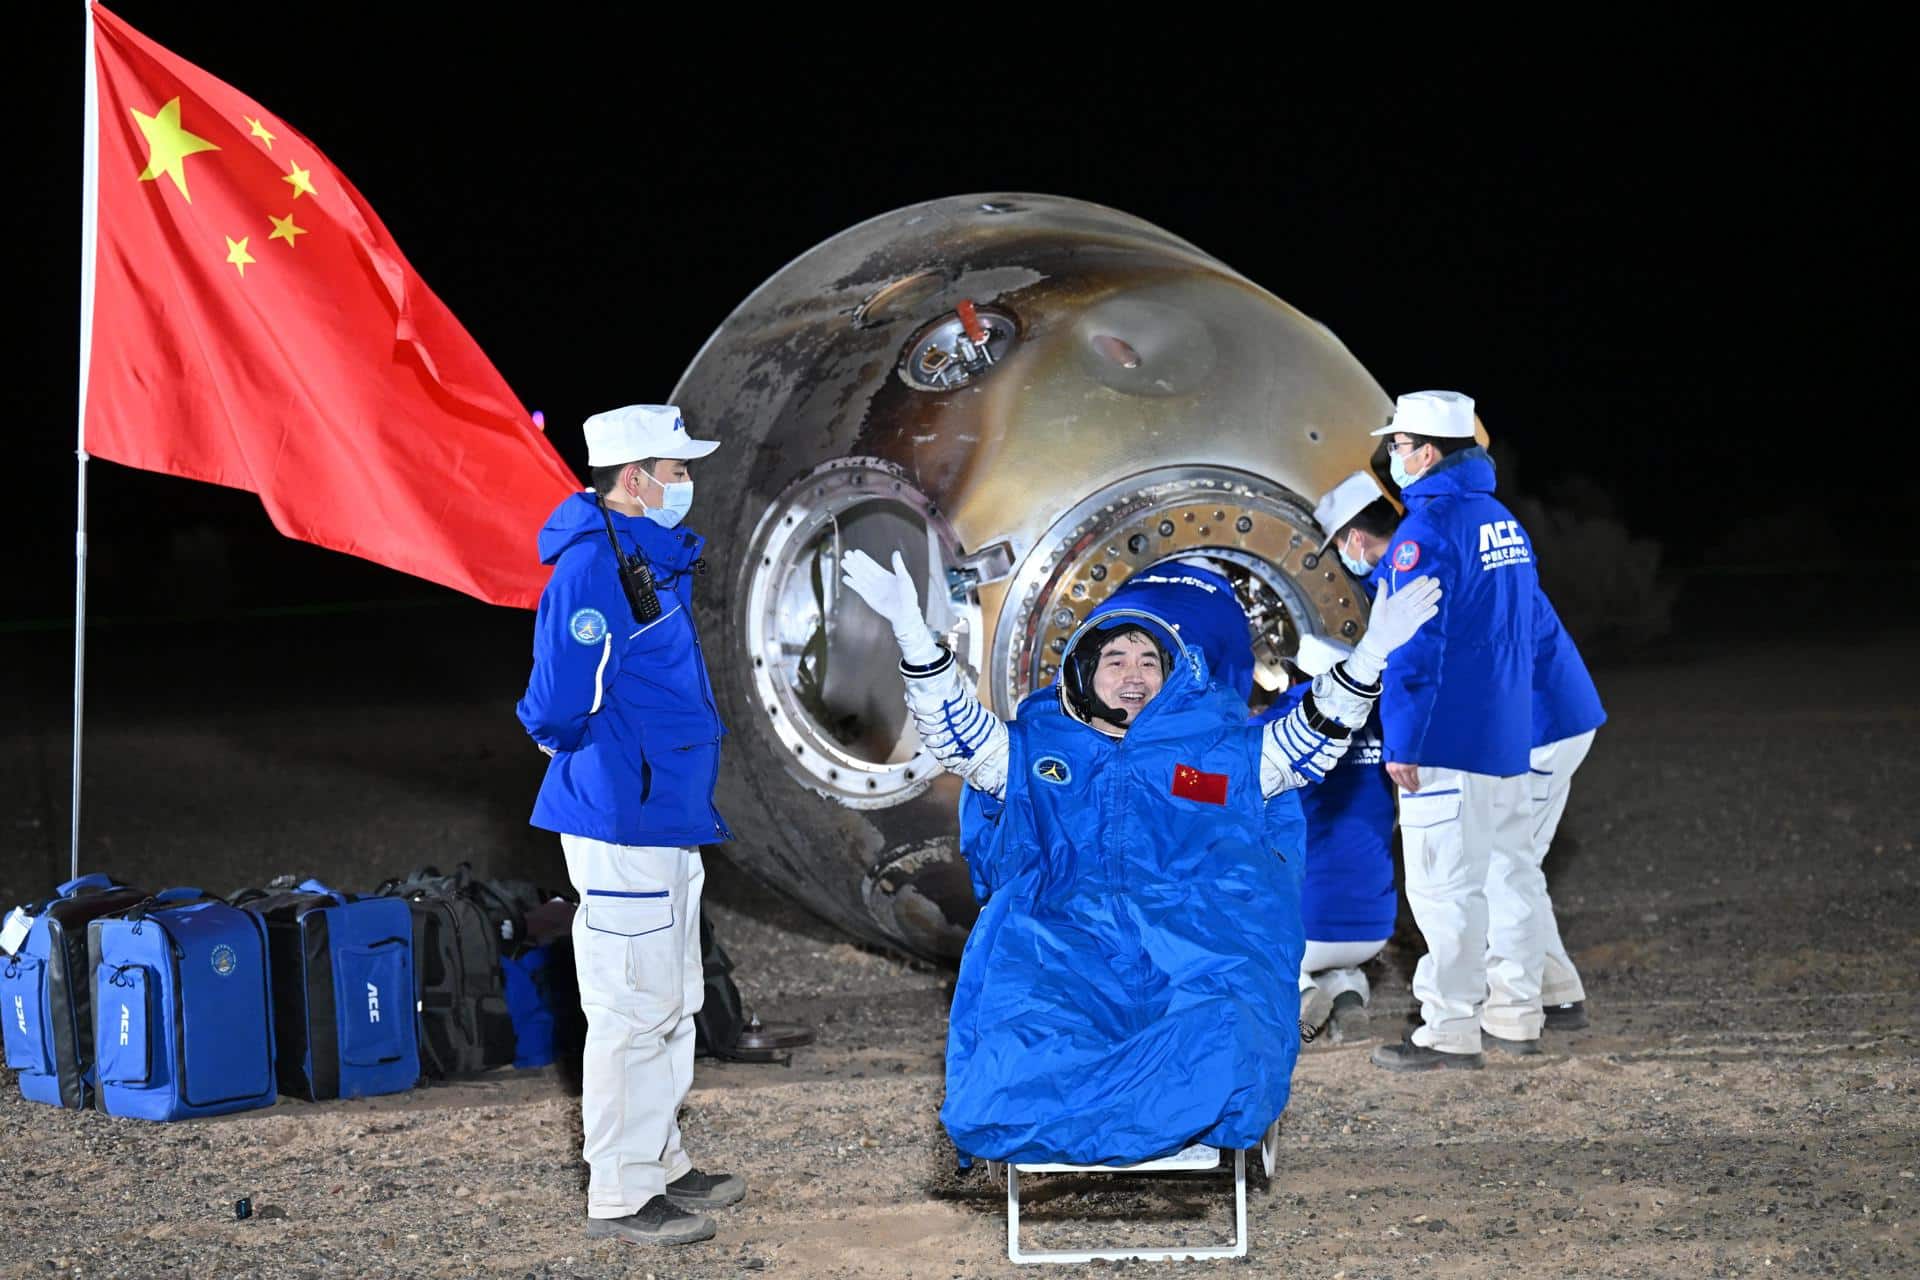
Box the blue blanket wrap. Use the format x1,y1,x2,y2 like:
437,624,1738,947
944,587,1304,1165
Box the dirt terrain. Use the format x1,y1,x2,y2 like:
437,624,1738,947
1,610,1915,1278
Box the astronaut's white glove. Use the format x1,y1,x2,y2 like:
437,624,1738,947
841,548,944,667
1343,575,1442,685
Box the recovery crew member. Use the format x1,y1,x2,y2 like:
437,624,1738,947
1362,390,1544,1071
516,404,743,1247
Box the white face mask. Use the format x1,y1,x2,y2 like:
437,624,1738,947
646,480,694,528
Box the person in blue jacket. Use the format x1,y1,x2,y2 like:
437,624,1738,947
840,547,1440,1166
516,404,742,1248
1314,470,1401,584
1515,582,1607,1033
1363,390,1545,1072
1325,458,1606,1047
1258,635,1398,1047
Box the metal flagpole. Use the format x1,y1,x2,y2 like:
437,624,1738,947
72,0,101,882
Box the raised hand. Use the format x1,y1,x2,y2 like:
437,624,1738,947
1346,575,1443,684
841,549,943,666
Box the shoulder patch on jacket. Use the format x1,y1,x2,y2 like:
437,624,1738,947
568,608,609,645
1391,540,1422,572
1032,756,1072,785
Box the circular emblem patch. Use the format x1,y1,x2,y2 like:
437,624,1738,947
210,944,237,977
1032,756,1072,785
1392,541,1422,572
569,607,609,646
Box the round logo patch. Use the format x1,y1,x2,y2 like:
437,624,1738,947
210,944,237,977
569,607,609,646
1032,756,1072,785
1392,541,1422,572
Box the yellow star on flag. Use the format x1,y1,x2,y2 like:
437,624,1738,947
131,97,220,202
267,212,307,247
246,116,276,149
225,235,256,276
283,162,317,199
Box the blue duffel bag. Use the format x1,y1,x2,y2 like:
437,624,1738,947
87,889,278,1122
232,878,418,1100
2,873,149,1108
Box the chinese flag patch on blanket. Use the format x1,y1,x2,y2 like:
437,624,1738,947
1171,764,1228,805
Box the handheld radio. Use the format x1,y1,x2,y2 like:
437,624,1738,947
597,495,663,624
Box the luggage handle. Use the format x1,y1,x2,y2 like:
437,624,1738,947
124,887,209,930
295,878,348,905
58,872,122,897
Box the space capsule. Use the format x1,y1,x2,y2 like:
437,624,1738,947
670,194,1392,959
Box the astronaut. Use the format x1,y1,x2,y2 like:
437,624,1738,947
1258,635,1397,1046
840,549,1439,1163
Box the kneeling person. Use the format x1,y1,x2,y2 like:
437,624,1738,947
1258,636,1397,1046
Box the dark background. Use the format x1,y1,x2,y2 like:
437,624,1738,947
3,14,1906,899
10,11,1905,626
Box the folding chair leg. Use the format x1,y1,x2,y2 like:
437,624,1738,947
1006,1149,1250,1264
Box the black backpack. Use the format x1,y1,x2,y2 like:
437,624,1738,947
374,867,514,1079
694,913,747,1059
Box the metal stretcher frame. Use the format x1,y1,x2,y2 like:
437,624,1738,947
1004,1144,1249,1264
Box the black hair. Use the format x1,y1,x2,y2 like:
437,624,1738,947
1401,433,1478,459
590,459,662,498
1338,496,1402,541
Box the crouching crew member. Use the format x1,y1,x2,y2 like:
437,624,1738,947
516,404,743,1247
1260,635,1397,1045
1364,390,1544,1071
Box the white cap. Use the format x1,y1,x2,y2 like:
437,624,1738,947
1370,389,1476,439
583,404,719,467
1313,471,1388,550
1290,634,1355,679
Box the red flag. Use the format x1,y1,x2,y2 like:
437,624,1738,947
1170,763,1228,806
82,5,578,608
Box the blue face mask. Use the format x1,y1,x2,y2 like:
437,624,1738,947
645,480,694,528
1338,544,1372,577
1389,446,1425,490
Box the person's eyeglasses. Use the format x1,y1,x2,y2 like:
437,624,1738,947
1383,437,1420,455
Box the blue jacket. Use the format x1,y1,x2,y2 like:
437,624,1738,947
944,602,1302,1166
1259,687,1396,943
1382,448,1538,777
517,493,729,847
1532,588,1606,748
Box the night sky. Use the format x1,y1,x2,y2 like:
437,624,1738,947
11,10,1902,627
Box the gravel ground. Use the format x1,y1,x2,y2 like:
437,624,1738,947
1,615,1915,1278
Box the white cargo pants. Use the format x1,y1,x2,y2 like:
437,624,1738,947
560,834,705,1218
1399,769,1534,1052
1499,730,1596,1008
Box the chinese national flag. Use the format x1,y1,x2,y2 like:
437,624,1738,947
83,5,579,608
1170,763,1228,806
